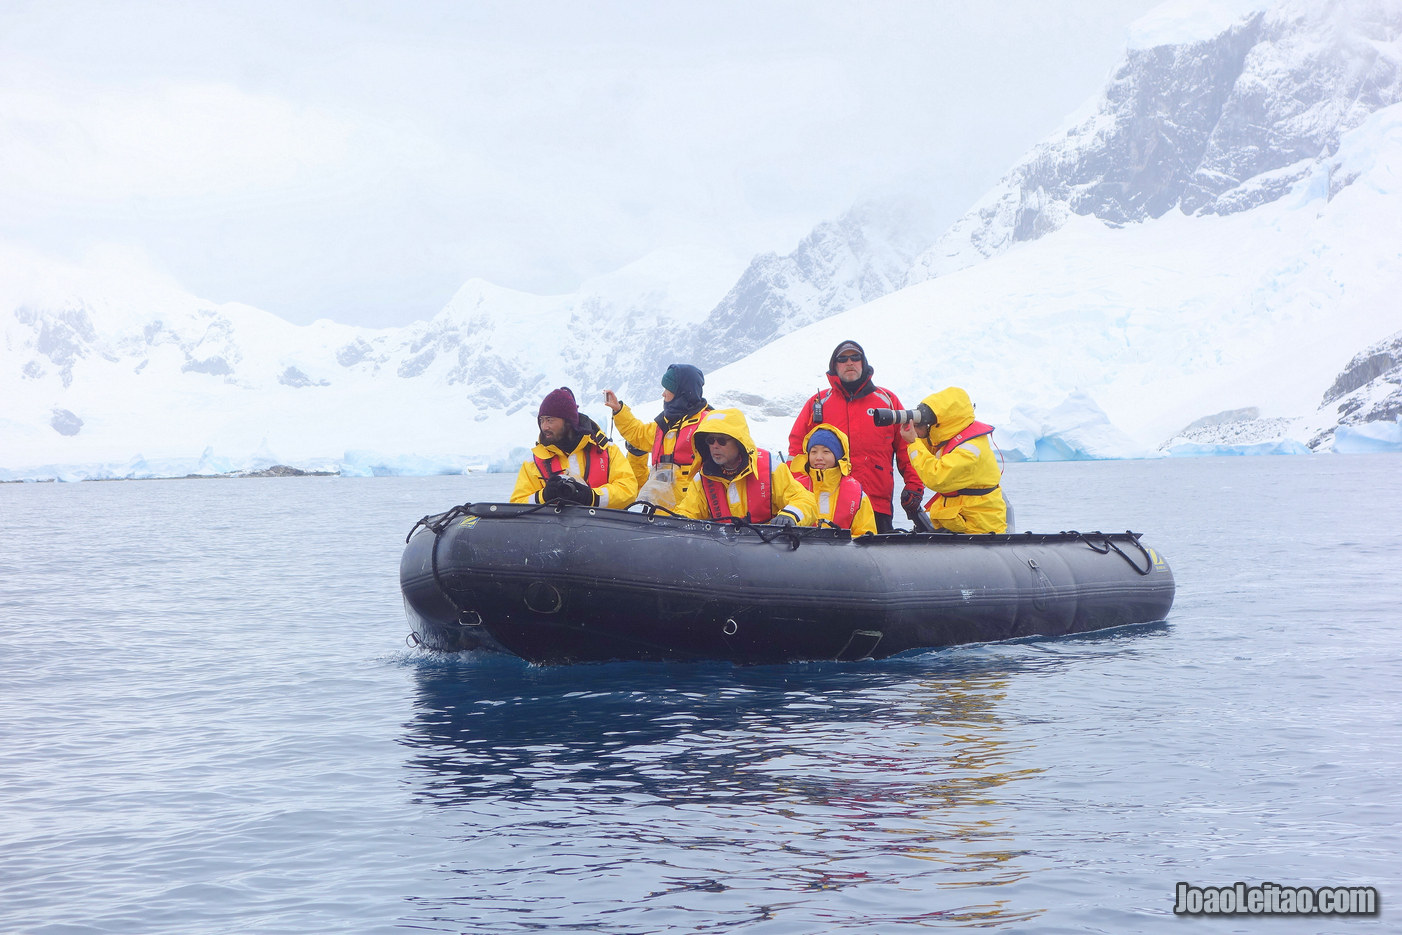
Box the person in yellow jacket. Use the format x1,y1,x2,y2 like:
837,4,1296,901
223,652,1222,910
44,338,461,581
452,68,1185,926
673,408,817,527
510,387,639,509
898,387,1008,534
797,424,878,537
603,363,711,509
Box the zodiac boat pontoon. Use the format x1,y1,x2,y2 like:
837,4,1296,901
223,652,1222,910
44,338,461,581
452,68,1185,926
399,502,1176,665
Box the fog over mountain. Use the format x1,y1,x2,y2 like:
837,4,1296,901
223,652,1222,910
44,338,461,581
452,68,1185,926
4,0,1400,481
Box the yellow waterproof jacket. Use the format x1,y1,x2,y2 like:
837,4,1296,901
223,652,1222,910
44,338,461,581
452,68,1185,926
613,401,710,502
624,447,650,489
509,420,639,509
906,388,1007,534
799,424,877,537
673,408,817,525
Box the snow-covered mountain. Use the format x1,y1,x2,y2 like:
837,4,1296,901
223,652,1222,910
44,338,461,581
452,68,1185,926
680,198,942,376
0,243,744,476
3,0,1401,481
907,0,1402,282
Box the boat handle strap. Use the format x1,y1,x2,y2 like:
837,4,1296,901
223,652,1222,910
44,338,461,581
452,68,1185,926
1067,530,1152,575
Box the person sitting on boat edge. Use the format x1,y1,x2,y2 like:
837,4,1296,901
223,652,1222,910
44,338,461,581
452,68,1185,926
672,408,817,527
510,386,639,509
898,387,1007,534
603,363,710,510
787,339,924,534
797,423,878,537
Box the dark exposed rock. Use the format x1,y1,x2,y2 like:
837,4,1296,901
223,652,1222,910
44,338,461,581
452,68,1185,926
337,338,373,366
1310,329,1402,447
181,355,233,376
1323,348,1402,405
239,464,317,477
50,408,84,436
397,348,435,378
278,366,327,388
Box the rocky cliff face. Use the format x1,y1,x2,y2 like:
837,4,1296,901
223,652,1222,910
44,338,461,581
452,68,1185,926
1311,329,1402,447
907,0,1402,283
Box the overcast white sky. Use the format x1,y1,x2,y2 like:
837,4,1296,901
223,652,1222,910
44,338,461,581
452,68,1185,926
0,0,1166,327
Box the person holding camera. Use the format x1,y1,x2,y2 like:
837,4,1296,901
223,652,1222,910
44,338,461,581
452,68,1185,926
510,387,639,509
602,363,711,509
788,340,924,533
794,424,878,537
673,408,816,527
897,387,1008,534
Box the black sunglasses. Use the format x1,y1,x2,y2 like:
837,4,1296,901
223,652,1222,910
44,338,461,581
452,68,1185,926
834,353,863,363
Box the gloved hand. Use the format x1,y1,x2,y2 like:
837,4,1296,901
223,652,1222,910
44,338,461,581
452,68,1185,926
554,475,597,505
770,512,797,527
900,486,925,520
542,474,569,502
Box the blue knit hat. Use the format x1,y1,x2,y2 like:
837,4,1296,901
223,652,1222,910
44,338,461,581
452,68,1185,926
806,428,844,460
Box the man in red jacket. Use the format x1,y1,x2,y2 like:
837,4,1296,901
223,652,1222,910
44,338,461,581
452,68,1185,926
788,339,924,533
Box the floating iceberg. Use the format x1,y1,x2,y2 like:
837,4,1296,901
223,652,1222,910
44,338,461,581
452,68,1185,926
1332,419,1402,454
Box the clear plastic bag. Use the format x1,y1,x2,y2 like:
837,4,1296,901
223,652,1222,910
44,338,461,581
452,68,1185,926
636,464,677,509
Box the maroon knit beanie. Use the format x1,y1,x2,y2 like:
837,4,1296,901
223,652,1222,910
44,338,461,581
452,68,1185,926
538,387,580,426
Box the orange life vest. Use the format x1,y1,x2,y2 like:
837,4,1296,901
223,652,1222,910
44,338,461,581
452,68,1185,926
699,449,774,523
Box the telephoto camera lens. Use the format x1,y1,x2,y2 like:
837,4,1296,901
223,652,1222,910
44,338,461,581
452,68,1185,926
868,407,919,427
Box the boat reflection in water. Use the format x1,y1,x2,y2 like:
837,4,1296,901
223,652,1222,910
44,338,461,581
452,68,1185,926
396,626,1162,931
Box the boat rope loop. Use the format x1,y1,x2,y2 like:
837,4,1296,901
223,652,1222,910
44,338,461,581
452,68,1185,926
1065,530,1153,576
405,502,476,543
725,516,803,550
633,501,814,549
408,502,484,627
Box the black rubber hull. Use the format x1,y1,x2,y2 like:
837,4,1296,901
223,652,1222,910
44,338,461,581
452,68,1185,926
400,503,1176,665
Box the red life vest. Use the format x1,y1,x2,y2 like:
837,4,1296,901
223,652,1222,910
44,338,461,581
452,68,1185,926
651,416,703,468
534,441,611,487
936,420,995,457
796,471,863,529
699,449,774,523
924,421,1001,507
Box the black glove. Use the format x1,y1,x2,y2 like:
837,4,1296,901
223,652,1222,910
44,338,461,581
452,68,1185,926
555,474,597,505
542,474,569,502
900,486,924,520
770,512,797,527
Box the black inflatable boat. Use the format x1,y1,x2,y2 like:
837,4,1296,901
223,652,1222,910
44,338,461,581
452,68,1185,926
399,502,1175,665
395,504,1172,664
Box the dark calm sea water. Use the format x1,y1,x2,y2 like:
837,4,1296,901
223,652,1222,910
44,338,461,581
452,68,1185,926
2,454,1399,934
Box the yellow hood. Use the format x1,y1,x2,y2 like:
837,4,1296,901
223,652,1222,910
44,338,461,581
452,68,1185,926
921,387,977,445
693,408,757,474
800,422,854,478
